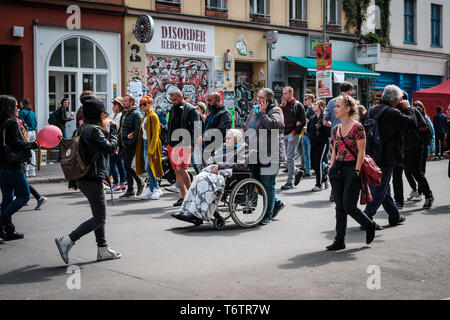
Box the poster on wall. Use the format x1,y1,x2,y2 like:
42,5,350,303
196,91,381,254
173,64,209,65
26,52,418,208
316,43,332,71
215,70,225,89
273,82,284,103
147,55,210,110
128,80,144,103
316,71,333,99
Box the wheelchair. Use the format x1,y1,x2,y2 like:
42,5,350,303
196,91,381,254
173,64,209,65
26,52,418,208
208,169,268,230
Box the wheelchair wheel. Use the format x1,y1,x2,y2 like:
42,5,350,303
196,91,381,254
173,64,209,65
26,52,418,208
213,216,226,230
229,178,267,228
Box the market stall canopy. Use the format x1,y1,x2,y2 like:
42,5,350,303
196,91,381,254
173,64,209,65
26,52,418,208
284,56,380,80
413,79,450,119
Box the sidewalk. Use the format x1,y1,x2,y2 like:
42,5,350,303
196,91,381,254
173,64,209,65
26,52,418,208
28,161,66,184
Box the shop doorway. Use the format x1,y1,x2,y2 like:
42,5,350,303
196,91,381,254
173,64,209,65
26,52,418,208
47,36,109,138
0,45,23,100
234,62,254,128
288,77,303,101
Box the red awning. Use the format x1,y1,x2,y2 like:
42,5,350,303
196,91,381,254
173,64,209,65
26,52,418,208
413,79,450,119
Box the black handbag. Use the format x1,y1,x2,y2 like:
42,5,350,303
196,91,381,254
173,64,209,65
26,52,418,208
3,127,32,164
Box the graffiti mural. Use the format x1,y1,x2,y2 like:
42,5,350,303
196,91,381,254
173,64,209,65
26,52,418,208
147,56,209,110
234,83,254,128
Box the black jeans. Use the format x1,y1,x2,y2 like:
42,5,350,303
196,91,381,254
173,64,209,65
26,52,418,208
311,141,329,187
69,179,107,247
121,146,141,192
329,161,373,243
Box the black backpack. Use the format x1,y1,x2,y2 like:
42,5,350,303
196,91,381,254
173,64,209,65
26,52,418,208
59,125,98,181
363,105,389,165
48,109,58,125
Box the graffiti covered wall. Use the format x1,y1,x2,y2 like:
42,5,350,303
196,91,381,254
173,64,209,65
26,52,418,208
146,55,211,110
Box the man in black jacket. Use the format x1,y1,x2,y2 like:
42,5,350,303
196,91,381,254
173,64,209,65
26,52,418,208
55,95,121,265
363,85,417,228
196,92,232,166
393,92,434,209
56,98,75,138
119,94,144,198
167,89,203,207
280,86,306,190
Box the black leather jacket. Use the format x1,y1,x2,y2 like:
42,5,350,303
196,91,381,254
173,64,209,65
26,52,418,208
168,102,203,147
77,121,118,181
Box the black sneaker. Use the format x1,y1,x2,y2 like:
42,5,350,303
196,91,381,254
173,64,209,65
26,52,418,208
173,198,184,207
281,183,293,191
304,172,311,177
0,224,6,241
326,241,346,251
136,181,145,197
5,232,24,241
271,203,285,219
423,196,434,209
120,190,135,198
395,201,404,209
294,170,304,186
35,196,48,210
366,222,376,245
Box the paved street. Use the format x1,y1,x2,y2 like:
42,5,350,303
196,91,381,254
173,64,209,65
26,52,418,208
0,160,449,300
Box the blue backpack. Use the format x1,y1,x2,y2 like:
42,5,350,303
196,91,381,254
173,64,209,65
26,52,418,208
363,105,389,165
48,109,58,125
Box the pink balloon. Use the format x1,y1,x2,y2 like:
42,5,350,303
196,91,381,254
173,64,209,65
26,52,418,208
37,125,63,148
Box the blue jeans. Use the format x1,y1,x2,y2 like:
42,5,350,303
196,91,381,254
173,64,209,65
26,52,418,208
0,169,30,228
110,152,127,186
143,140,159,192
364,166,400,225
252,164,283,219
302,134,311,174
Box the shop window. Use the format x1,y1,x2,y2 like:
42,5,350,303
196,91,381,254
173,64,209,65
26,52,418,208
96,46,108,69
205,0,228,18
156,0,181,13
250,0,270,23
64,38,78,68
404,0,415,44
80,38,94,68
431,4,441,47
49,44,62,67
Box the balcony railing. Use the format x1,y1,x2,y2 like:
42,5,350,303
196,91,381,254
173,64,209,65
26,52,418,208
289,18,308,28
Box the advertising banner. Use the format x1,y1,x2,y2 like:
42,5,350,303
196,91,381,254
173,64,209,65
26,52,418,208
316,70,333,99
316,43,332,71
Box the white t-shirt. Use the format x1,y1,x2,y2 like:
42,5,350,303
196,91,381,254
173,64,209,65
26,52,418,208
141,116,147,140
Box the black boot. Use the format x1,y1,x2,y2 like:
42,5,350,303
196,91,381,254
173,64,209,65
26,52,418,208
0,224,6,241
326,240,346,251
366,221,376,245
4,225,24,241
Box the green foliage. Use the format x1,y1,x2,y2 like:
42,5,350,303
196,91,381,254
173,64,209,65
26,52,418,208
342,0,371,34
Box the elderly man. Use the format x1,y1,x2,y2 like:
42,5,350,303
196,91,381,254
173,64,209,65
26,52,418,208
166,89,203,207
363,85,417,229
280,86,305,190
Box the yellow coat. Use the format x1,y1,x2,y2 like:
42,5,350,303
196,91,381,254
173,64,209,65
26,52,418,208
135,111,163,178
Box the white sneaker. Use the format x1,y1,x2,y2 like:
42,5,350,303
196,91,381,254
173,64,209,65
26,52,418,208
156,188,163,196
97,246,122,262
55,235,74,264
150,189,161,200
165,185,180,193
412,194,423,202
407,190,418,201
139,189,155,200
311,186,323,192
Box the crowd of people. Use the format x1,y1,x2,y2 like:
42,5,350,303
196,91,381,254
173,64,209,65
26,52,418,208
0,81,449,264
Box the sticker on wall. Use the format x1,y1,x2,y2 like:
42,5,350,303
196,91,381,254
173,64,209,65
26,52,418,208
258,68,265,81
226,73,231,81
236,35,247,56
130,44,142,62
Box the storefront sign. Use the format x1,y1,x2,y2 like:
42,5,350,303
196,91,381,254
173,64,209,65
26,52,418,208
146,19,214,58
307,35,329,58
236,39,247,56
316,43,332,71
316,71,333,99
134,15,155,43
356,44,380,65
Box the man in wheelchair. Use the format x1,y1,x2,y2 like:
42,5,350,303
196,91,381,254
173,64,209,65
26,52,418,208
171,129,249,225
